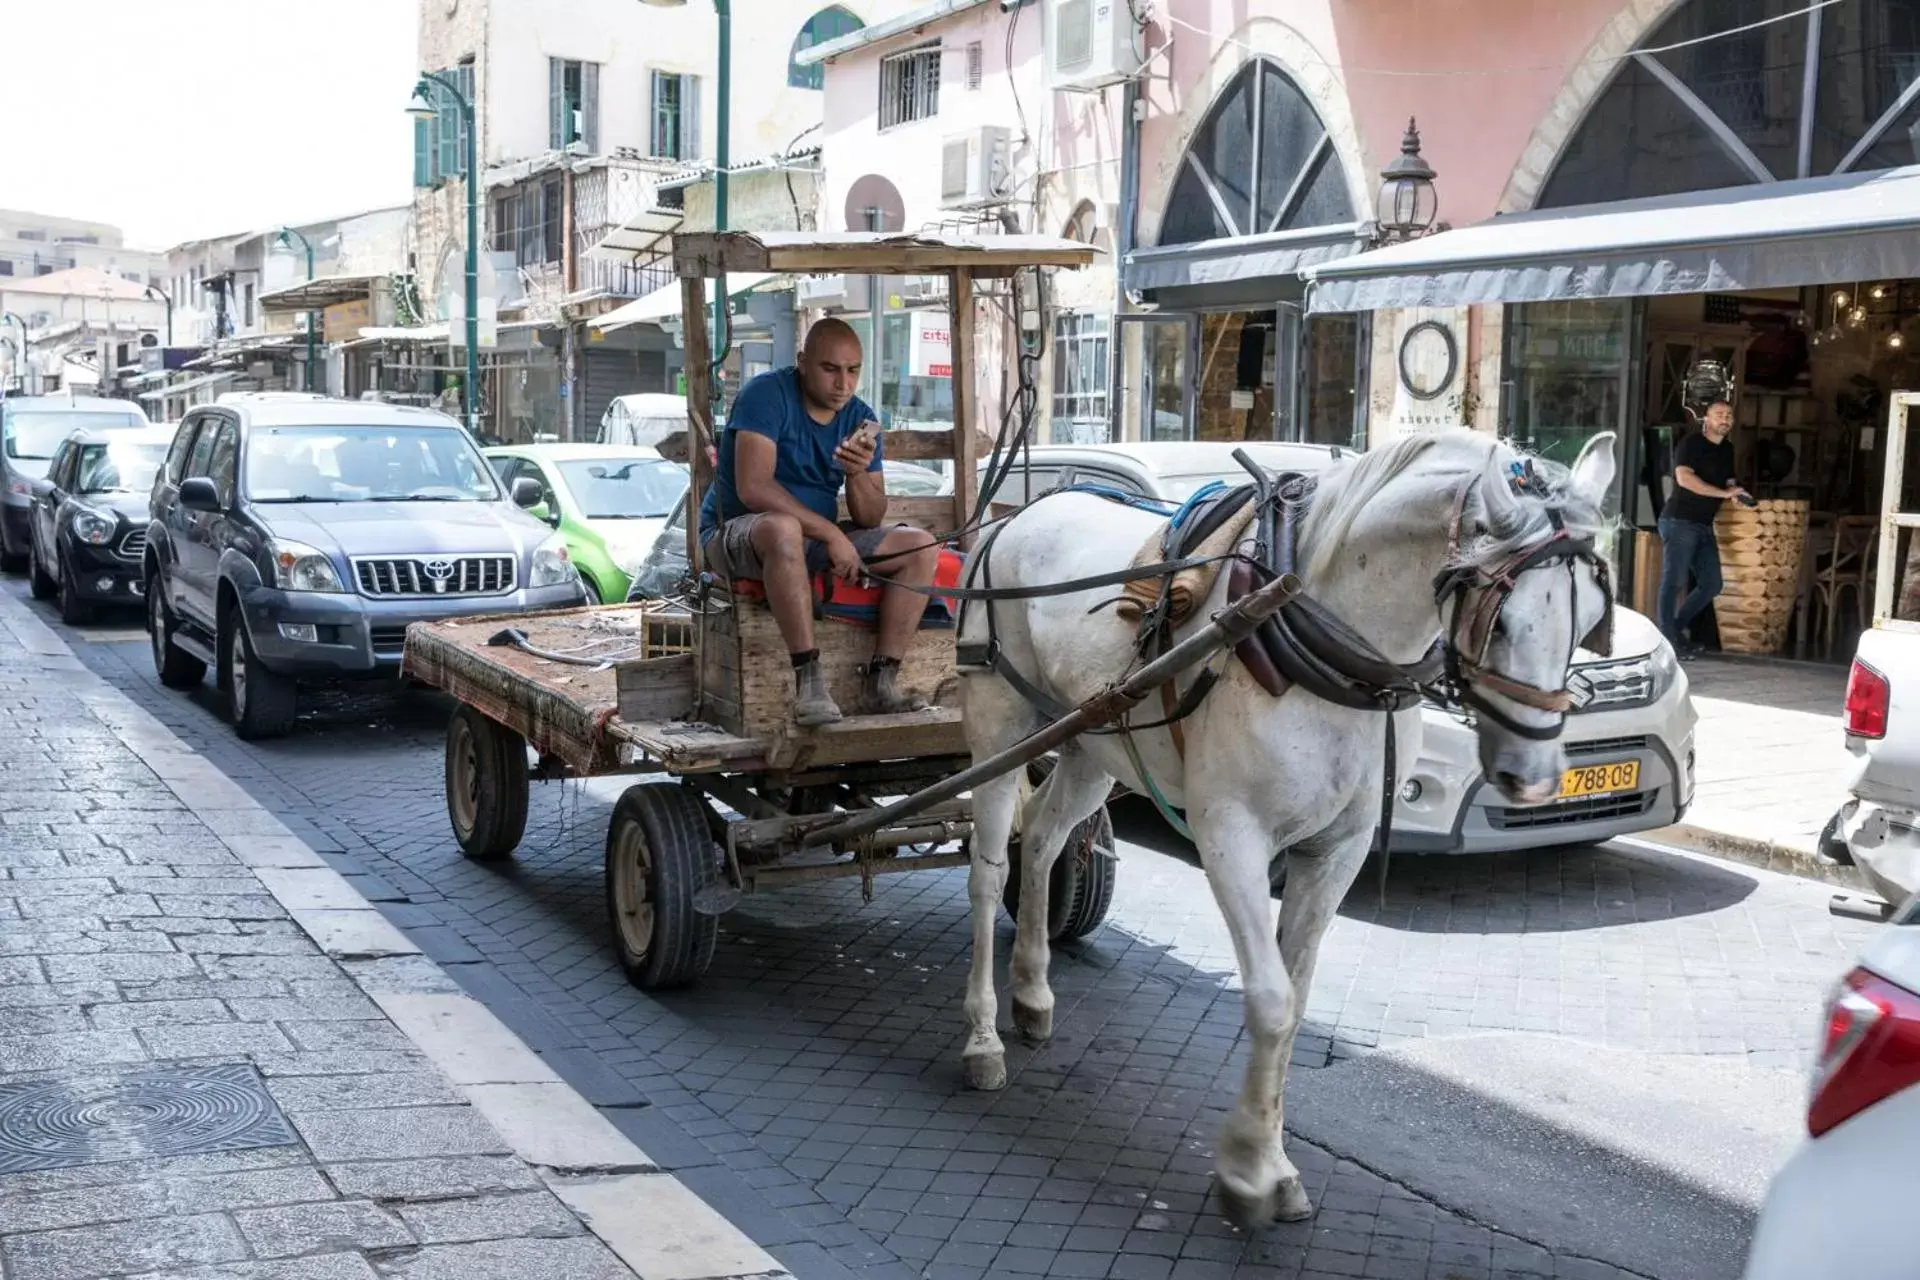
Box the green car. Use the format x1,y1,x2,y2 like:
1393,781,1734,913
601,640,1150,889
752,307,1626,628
483,443,688,604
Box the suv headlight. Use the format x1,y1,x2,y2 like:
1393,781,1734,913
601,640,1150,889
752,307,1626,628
69,509,116,546
530,532,578,587
267,539,343,592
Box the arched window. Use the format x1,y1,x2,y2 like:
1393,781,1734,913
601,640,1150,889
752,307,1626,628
1160,58,1354,246
790,7,864,90
1542,0,1920,208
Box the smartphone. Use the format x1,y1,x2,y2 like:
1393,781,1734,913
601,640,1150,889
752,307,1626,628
836,419,881,470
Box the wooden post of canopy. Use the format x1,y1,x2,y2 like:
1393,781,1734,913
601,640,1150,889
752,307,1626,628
681,273,715,579
948,269,980,549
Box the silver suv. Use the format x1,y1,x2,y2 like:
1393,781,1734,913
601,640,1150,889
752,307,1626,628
145,395,585,738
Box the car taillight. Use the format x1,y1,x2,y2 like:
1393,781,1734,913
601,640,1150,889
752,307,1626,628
1844,659,1890,740
1808,966,1920,1136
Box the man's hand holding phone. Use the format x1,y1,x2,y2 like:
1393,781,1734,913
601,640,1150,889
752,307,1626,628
834,420,880,473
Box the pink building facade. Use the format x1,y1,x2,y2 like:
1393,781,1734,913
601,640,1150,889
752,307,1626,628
814,0,1920,633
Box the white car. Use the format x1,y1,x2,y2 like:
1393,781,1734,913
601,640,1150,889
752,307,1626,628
975,442,1698,856
1743,894,1920,1279
1827,629,1920,906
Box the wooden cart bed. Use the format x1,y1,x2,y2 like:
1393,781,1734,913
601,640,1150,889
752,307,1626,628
403,602,966,776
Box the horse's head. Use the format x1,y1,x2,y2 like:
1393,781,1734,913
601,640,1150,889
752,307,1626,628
1443,433,1617,805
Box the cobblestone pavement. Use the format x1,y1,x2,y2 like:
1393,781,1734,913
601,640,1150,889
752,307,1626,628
0,596,781,1280
46,595,1880,1280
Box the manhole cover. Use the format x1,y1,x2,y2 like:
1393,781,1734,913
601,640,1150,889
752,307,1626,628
0,1064,298,1174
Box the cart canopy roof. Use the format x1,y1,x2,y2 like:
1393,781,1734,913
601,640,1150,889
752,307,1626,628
672,231,1098,279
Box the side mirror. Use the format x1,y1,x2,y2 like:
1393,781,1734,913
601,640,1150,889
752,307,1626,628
531,503,560,527
178,477,222,513
509,477,542,508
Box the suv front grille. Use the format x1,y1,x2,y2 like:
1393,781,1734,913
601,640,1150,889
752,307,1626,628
1491,792,1654,830
352,555,515,598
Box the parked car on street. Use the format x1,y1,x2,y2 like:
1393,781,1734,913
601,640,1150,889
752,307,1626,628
0,394,149,572
144,395,585,739
1824,579,1920,907
596,393,687,448
483,443,688,603
27,423,177,624
1742,891,1920,1280
970,441,1697,859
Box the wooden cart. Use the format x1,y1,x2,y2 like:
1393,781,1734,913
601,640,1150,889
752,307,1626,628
403,231,1123,990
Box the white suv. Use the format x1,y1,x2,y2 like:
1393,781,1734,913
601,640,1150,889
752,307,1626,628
977,441,1698,857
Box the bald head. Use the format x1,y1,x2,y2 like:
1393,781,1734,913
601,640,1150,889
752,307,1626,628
797,318,864,420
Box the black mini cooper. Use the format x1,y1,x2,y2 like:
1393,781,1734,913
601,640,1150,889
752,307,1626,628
27,423,178,624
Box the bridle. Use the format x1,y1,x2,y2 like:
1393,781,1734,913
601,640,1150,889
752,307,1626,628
1429,463,1614,743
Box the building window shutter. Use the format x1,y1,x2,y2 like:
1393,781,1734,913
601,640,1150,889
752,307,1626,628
581,62,600,152
456,61,475,175
413,115,433,187
682,75,700,160
437,78,460,179
549,58,565,150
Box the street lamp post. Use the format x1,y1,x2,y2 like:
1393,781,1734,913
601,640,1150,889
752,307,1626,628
143,284,174,347
407,74,481,439
274,228,318,391
639,0,732,381
1,312,28,396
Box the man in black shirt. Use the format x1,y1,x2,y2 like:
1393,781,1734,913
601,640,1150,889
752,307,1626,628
1657,398,1748,655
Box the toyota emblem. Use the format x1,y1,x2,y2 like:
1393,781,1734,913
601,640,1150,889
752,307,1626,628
421,558,456,593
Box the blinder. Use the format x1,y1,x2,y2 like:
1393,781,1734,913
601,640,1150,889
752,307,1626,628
1431,465,1616,742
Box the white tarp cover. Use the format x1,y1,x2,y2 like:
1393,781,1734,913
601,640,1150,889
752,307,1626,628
590,272,775,332
1306,164,1920,314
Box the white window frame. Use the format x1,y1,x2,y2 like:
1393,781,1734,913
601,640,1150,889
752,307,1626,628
879,41,941,130
1051,311,1111,444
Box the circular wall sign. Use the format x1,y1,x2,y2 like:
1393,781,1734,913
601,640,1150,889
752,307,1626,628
1398,319,1458,402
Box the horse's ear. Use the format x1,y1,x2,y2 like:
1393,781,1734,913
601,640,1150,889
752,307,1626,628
1570,431,1617,507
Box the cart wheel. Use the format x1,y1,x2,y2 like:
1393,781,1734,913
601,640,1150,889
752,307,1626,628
605,783,720,990
445,705,529,860
1004,804,1116,942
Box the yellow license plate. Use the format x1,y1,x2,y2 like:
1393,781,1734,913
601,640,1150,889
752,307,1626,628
1557,760,1640,799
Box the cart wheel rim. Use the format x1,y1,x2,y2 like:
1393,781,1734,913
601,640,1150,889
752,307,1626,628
229,627,248,717
448,717,480,836
612,820,656,958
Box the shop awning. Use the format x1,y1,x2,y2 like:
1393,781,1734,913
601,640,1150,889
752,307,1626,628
1124,223,1367,307
591,272,776,333
137,371,238,401
585,209,683,258
1306,164,1920,314
259,275,384,313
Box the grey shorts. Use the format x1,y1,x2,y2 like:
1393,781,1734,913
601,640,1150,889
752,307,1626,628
702,514,905,580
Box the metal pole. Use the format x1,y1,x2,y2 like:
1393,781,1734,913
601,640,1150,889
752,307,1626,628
802,570,1305,850
417,70,481,439
710,0,731,393
277,228,317,392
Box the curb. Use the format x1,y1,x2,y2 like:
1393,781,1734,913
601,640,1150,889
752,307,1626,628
1637,820,1865,890
3,595,792,1280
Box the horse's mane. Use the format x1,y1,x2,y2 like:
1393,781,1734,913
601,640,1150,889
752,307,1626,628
1296,429,1609,583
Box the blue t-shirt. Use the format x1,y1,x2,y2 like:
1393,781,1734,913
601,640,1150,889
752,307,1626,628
698,367,884,537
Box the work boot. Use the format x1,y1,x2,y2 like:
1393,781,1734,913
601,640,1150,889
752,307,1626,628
859,656,927,715
792,654,843,727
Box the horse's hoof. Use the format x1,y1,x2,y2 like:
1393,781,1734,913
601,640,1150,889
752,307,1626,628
1012,997,1053,1043
963,1052,1007,1091
1215,1180,1279,1232
1274,1177,1313,1222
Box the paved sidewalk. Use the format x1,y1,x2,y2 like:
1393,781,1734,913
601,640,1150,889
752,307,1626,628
1647,656,1858,884
0,596,785,1280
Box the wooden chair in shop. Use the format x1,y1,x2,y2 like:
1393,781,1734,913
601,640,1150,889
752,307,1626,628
1790,513,1834,661
1811,514,1878,660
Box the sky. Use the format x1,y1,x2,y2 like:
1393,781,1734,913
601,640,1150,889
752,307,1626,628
0,0,418,250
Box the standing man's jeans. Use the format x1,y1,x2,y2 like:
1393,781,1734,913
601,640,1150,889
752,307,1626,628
1656,513,1723,645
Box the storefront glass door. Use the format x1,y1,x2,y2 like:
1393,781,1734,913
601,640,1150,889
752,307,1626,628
1114,313,1197,441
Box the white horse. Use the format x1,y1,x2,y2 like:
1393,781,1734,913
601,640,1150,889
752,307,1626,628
956,427,1616,1229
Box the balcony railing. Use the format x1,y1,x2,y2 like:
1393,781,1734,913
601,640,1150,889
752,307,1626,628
575,254,675,301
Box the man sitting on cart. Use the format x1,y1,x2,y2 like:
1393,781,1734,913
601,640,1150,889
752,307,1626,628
698,318,940,726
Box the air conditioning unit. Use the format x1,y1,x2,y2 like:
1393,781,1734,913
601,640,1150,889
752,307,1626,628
940,126,1012,208
1047,0,1142,92
797,274,870,311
